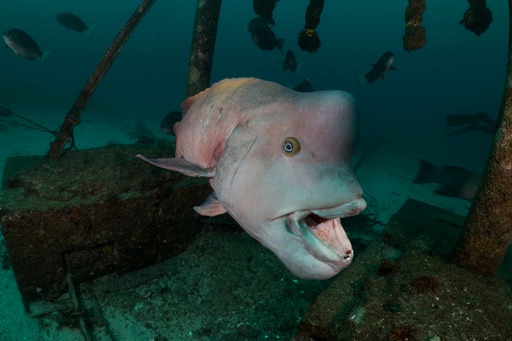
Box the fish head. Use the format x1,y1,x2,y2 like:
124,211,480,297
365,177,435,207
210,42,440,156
215,90,366,279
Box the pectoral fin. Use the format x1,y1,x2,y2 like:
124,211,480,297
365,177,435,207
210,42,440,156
194,192,227,216
136,154,214,177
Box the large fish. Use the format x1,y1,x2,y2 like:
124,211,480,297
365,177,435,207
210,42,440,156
3,28,48,61
361,50,396,84
137,78,366,279
413,159,480,200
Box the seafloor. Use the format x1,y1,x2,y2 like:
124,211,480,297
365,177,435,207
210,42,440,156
0,116,511,340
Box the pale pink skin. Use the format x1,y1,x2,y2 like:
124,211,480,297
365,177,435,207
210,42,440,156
137,78,366,279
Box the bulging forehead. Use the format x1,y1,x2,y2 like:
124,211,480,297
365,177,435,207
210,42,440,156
259,90,358,161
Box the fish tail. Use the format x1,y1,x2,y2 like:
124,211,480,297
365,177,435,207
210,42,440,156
358,74,368,87
39,51,50,63
86,25,97,37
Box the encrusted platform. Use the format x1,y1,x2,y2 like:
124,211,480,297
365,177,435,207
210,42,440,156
0,142,210,304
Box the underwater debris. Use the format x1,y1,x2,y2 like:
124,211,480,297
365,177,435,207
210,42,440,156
411,275,440,294
460,0,493,36
403,0,427,51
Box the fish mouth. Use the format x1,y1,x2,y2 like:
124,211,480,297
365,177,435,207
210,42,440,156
287,198,367,268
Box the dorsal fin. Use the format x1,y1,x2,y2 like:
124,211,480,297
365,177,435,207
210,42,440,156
181,78,259,113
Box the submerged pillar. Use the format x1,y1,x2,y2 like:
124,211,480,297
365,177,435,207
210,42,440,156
403,0,427,52
185,0,222,97
452,0,512,276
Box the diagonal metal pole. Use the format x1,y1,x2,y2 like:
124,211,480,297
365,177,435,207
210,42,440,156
452,0,512,276
48,0,157,160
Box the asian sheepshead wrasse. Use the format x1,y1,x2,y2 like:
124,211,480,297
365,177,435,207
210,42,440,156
137,78,367,279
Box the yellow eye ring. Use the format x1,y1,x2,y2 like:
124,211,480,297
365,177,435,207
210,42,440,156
282,137,301,157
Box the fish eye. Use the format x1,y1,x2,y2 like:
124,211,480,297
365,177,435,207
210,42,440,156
282,137,301,157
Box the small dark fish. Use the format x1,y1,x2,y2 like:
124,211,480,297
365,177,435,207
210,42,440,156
247,16,284,53
361,50,396,84
280,50,298,72
413,159,480,200
160,111,182,136
292,79,314,92
3,28,48,61
445,112,496,136
56,12,91,33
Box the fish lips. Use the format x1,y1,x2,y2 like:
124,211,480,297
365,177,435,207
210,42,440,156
287,197,367,268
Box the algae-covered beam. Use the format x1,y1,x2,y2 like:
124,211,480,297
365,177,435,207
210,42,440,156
298,0,325,53
185,0,222,98
460,0,493,36
452,0,512,276
48,0,157,160
403,0,427,52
